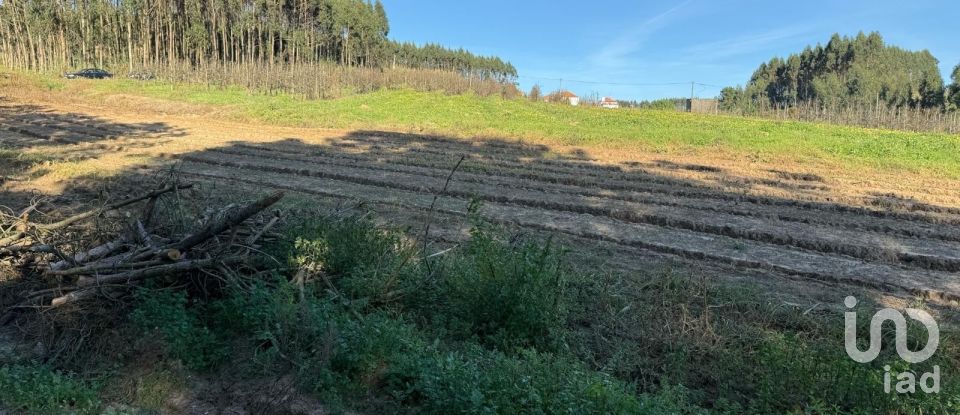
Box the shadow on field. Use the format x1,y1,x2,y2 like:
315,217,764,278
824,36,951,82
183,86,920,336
0,103,186,150
206,130,960,219
3,122,960,299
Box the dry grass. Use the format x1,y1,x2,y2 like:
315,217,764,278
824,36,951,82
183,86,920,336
150,61,521,99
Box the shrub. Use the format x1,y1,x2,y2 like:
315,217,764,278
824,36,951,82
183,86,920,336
287,215,422,306
739,331,958,414
207,278,641,414
387,344,642,414
566,267,960,414
437,229,569,352
285,213,571,353
207,277,426,398
130,290,228,371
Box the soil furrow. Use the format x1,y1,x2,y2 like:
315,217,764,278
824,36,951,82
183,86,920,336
335,134,960,216
177,162,960,301
238,140,960,226
178,153,960,272
212,145,960,243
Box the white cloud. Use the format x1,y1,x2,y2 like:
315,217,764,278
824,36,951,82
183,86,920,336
588,0,693,69
681,26,815,62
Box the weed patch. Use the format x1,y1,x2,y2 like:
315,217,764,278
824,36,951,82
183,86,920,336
433,229,569,352
0,363,101,414
130,289,229,371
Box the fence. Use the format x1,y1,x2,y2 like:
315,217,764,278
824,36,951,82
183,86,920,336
723,101,960,134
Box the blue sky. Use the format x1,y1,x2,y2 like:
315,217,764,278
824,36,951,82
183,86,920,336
383,1,958,101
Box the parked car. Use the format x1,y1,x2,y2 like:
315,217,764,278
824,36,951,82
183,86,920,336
64,68,112,79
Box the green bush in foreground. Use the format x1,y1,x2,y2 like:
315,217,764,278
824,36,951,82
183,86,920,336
189,276,643,413
130,289,228,371
388,345,643,414
436,228,569,352
0,364,101,414
122,212,959,413
284,213,571,353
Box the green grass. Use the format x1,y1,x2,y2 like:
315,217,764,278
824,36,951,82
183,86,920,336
0,147,51,176
84,77,960,177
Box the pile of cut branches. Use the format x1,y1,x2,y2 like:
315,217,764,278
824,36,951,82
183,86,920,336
0,183,284,323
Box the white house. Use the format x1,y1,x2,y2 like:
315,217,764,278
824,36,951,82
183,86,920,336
561,90,580,106
600,97,619,109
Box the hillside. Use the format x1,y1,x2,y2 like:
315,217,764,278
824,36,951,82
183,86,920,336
72,74,960,178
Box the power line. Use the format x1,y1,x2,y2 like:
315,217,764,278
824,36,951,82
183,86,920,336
517,75,694,88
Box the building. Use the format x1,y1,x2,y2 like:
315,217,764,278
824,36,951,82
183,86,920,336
600,96,620,109
560,90,580,106
543,90,581,106
685,98,719,113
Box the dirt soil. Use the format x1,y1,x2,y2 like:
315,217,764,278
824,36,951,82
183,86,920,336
2,88,960,313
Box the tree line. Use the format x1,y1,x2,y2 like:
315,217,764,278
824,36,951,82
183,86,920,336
949,65,960,111
721,32,960,112
0,0,517,82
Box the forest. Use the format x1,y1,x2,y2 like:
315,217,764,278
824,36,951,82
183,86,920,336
721,32,959,112
0,0,517,82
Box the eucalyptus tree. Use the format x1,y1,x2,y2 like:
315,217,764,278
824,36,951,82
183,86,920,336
737,32,945,110
0,0,516,82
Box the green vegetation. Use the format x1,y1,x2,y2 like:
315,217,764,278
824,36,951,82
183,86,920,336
722,32,946,110
89,77,960,177
0,364,101,414
128,213,644,413
0,0,515,81
948,64,960,111
0,147,51,176
620,98,685,110
5,208,959,413
130,290,229,371
118,211,960,413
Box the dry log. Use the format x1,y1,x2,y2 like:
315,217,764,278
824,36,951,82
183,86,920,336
1,243,67,259
76,257,244,288
0,231,25,247
175,191,284,252
46,259,167,277
247,214,280,245
135,220,155,249
49,288,113,308
0,239,33,255
50,257,244,307
131,191,284,262
3,186,285,322
48,238,128,271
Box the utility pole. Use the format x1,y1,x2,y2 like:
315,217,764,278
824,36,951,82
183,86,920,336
559,78,563,92
689,81,695,112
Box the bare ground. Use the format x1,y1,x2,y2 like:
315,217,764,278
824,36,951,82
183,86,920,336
2,89,960,313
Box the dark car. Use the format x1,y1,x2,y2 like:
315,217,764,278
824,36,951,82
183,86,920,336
65,68,113,79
